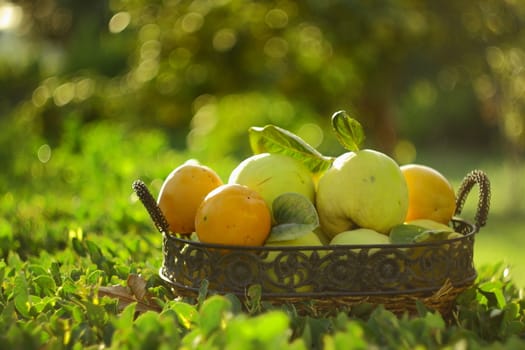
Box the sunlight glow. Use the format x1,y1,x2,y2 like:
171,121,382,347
0,2,22,31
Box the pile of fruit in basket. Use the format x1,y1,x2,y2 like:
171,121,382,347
155,111,463,249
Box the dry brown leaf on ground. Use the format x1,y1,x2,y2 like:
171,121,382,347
98,274,162,314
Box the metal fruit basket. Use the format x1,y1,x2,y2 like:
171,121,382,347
133,170,490,317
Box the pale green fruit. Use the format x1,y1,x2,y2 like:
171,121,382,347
264,232,323,292
329,228,390,245
406,219,453,232
265,231,324,248
316,149,409,239
447,232,463,239
330,228,390,255
228,153,315,210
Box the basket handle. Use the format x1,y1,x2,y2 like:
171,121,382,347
132,179,170,234
454,170,491,229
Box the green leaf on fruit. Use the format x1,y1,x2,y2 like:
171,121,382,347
267,192,319,242
389,224,455,244
330,110,365,152
248,125,333,174
389,225,426,244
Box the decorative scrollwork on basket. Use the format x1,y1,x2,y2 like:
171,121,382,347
158,228,477,297
366,249,408,290
320,249,361,291
261,249,318,293
218,252,262,291
411,245,452,284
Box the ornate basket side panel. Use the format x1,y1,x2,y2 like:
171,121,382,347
160,221,477,298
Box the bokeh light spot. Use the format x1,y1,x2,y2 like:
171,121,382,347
393,140,417,165
264,37,288,59
182,12,204,33
32,86,50,107
412,80,437,107
192,103,218,134
37,144,52,163
139,23,160,41
461,11,481,34
141,40,161,60
265,8,288,29
474,75,496,100
296,123,324,149
437,68,459,91
53,82,75,106
186,64,208,85
509,48,525,71
213,28,237,52
267,98,294,125
109,11,131,33
75,78,95,101
169,48,192,68
486,46,505,71
134,59,159,83
299,24,323,52
405,10,426,35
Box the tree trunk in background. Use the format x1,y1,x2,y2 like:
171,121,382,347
358,91,397,156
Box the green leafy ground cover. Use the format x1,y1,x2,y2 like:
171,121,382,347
2,122,525,349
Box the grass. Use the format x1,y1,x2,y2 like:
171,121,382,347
475,216,525,287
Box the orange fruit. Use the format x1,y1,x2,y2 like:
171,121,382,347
157,161,223,234
195,184,272,246
400,164,456,225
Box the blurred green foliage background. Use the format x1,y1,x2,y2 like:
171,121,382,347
1,1,525,283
